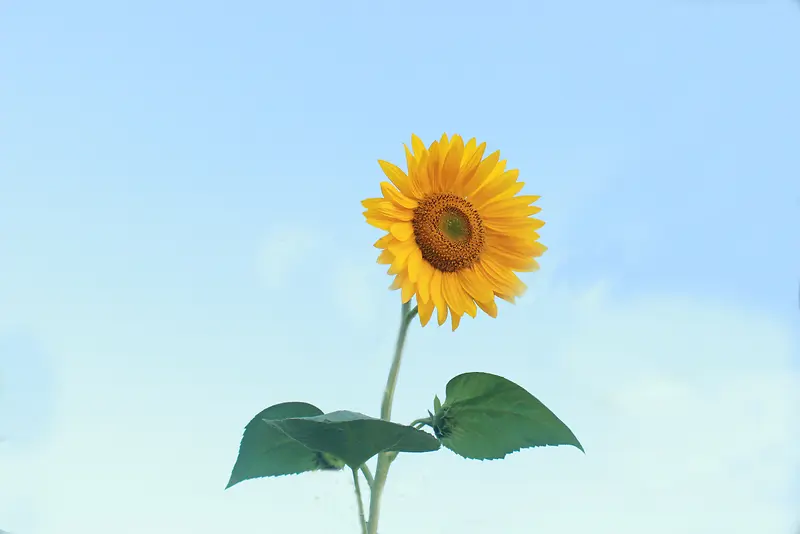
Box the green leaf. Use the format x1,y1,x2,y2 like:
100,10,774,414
432,372,584,460
433,394,442,414
227,401,333,489
268,410,441,468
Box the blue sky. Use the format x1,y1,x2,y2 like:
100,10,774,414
1,1,799,533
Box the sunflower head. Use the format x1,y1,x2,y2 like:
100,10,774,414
362,133,546,331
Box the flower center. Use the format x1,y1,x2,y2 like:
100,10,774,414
439,210,470,242
412,193,485,272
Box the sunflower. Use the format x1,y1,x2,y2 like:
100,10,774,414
362,134,546,331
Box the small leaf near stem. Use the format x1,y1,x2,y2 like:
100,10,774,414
351,467,368,534
366,301,418,534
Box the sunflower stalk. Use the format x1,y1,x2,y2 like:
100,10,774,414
351,467,368,534
366,300,418,534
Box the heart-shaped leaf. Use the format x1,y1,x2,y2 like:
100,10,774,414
432,372,583,460
268,410,441,468
227,402,335,489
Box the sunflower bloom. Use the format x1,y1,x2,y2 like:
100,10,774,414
362,134,546,331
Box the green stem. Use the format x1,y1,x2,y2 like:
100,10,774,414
351,467,368,534
409,417,432,429
359,464,374,489
366,301,418,534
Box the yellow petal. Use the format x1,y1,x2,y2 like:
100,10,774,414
481,195,542,217
417,296,435,327
485,206,541,218
486,227,541,242
462,150,500,197
484,218,545,234
373,234,394,249
376,249,393,265
414,150,432,194
401,275,415,303
516,240,547,258
485,248,541,272
387,239,416,274
375,201,414,221
407,247,423,283
361,198,383,209
483,194,541,209
486,235,546,259
365,214,393,230
426,141,441,194
411,134,426,158
442,272,474,318
429,269,448,326
496,293,517,304
440,272,460,315
486,232,547,257
483,257,527,296
389,272,406,290
378,160,415,198
475,258,526,297
490,180,526,203
440,134,464,192
380,181,418,210
404,145,426,198
493,265,527,297
404,143,419,170
476,298,498,318
388,238,416,258
450,311,462,331
451,273,477,318
470,159,507,199
390,221,414,241
471,169,520,209
416,259,433,304
463,296,477,318
438,307,449,326
462,137,478,165
485,224,543,241
458,267,494,304
454,141,486,195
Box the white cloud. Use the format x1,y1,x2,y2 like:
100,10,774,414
256,225,315,290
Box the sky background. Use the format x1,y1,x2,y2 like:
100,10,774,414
1,0,800,533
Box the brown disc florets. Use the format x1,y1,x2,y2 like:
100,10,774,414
411,193,485,272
